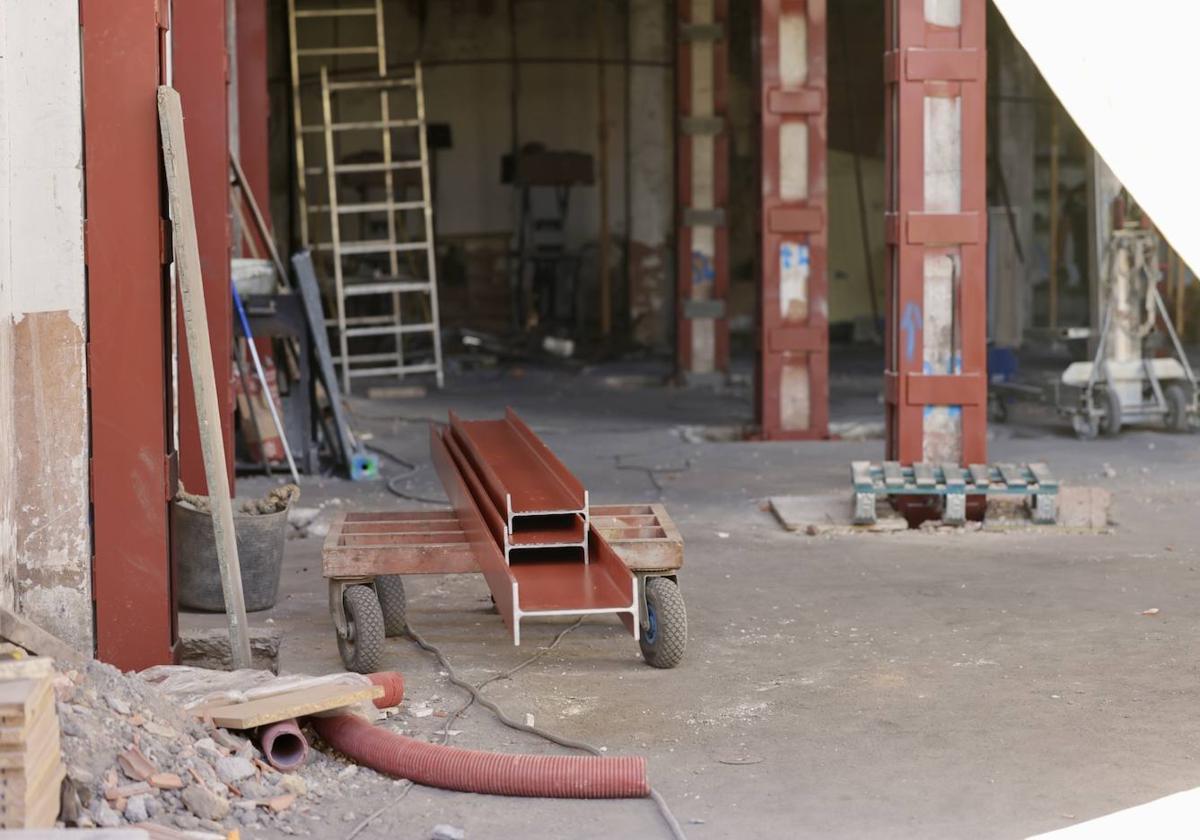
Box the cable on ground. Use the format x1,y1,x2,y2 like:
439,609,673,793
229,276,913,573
404,620,688,840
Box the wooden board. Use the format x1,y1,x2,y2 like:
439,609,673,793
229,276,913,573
0,763,64,826
158,86,252,671
200,682,383,729
882,461,904,487
940,462,965,489
913,462,936,487
0,658,55,683
0,609,80,666
997,463,1026,487
0,710,59,770
322,510,479,578
591,504,684,572
0,679,52,724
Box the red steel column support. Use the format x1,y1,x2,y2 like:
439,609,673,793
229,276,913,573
174,0,235,493
83,0,177,668
884,0,987,465
236,0,273,257
757,0,829,440
675,0,730,383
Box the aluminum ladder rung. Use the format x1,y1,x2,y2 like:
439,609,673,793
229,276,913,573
296,46,379,57
327,77,417,92
313,240,429,255
307,200,426,215
292,7,376,18
343,281,433,296
327,314,399,327
304,160,423,176
345,323,437,338
301,119,421,134
347,363,440,378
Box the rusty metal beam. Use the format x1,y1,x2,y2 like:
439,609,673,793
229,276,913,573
83,0,177,669
757,0,829,440
431,415,638,647
174,0,235,494
884,0,988,467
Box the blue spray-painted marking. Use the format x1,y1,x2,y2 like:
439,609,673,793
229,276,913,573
691,251,715,286
922,353,964,418
900,302,921,362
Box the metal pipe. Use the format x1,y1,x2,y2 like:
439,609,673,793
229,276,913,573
259,718,309,771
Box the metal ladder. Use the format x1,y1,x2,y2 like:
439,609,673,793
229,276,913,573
287,0,444,391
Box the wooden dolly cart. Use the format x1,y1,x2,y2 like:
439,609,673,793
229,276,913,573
323,503,686,671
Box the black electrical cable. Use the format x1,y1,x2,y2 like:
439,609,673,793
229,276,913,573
404,620,689,840
366,442,450,506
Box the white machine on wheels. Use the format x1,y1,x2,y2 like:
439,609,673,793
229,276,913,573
1060,226,1198,439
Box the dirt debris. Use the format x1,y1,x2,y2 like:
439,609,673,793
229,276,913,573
51,658,390,836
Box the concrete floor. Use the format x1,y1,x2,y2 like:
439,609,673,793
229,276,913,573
187,351,1200,839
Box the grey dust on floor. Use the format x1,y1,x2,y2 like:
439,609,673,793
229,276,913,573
184,361,1200,839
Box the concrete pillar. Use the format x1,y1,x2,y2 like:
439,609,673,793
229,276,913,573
0,0,92,653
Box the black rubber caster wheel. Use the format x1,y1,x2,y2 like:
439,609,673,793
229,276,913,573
639,577,687,669
1100,388,1122,437
337,585,385,674
375,575,407,637
1164,383,1191,432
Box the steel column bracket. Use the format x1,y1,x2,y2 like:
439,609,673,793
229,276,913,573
886,212,981,245
884,47,983,82
683,299,727,319
767,325,825,353
683,208,727,227
766,88,823,115
883,372,986,406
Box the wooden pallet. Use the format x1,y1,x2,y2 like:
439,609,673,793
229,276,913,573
850,461,1059,525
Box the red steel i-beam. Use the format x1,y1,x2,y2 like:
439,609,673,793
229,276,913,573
236,0,273,258
757,0,829,440
884,0,987,465
83,0,177,668
676,0,730,382
174,0,235,494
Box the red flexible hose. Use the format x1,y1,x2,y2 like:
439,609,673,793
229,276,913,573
312,714,649,798
367,671,405,708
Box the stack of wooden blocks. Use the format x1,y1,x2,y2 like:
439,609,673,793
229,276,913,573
0,656,63,829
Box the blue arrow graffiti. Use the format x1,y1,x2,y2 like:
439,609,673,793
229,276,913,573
900,302,921,363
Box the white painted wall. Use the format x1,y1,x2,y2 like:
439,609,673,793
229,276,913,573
0,0,92,652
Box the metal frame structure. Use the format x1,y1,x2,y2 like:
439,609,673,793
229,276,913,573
675,0,730,382
174,0,235,492
757,0,829,440
884,0,987,466
82,0,177,668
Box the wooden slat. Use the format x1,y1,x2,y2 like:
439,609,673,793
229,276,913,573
913,462,935,487
159,87,252,671
850,460,873,488
997,463,1026,487
968,463,990,487
201,683,383,729
882,461,905,487
1028,462,1057,488
940,462,964,488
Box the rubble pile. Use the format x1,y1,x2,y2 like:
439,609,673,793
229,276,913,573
52,659,367,836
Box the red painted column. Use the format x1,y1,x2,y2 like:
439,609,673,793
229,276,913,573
757,0,828,440
675,0,730,383
884,0,987,466
83,0,177,668
237,0,273,256
174,0,235,493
